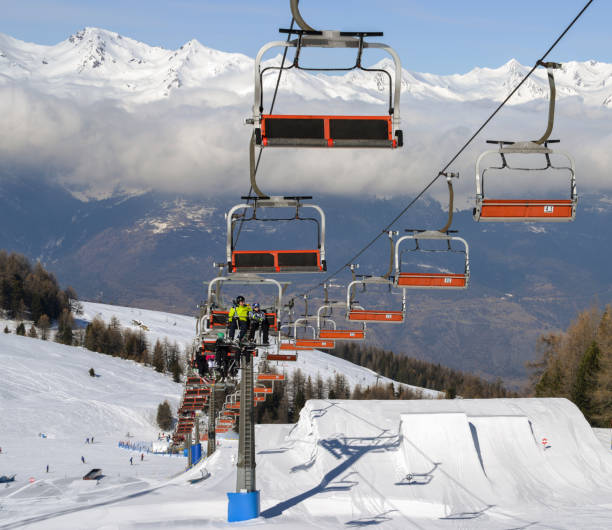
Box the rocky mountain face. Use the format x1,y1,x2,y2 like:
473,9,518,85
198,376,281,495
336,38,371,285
2,176,611,385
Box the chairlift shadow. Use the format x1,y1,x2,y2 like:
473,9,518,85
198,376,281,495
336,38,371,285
261,432,399,519
345,509,398,527
188,469,210,484
440,504,495,520
394,462,440,486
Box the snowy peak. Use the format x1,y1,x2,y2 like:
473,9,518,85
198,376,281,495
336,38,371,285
0,28,612,107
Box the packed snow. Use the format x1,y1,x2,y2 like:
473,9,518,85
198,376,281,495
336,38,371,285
1,304,611,528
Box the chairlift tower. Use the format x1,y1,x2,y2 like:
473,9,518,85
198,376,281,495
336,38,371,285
236,347,256,492
207,383,217,457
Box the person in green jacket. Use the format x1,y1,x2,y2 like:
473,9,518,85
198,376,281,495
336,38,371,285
228,295,251,342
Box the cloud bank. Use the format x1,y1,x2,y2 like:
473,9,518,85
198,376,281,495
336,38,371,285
0,84,610,208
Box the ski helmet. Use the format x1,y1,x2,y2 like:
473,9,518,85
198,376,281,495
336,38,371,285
236,295,245,303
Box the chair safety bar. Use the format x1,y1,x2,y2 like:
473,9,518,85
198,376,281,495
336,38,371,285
257,115,399,148
474,142,577,222
251,34,402,148
205,310,278,330
227,198,326,273
394,231,470,289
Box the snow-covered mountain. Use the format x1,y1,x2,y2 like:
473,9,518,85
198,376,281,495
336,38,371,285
1,27,612,107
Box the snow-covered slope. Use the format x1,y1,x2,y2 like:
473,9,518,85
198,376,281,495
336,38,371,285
1,27,612,107
79,300,441,398
0,332,186,523
2,391,611,528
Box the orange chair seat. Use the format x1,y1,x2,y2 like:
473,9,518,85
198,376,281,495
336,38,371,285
397,272,467,288
348,309,404,322
480,199,573,219
319,329,365,340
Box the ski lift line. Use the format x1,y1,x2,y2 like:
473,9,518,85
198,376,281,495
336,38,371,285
296,0,593,299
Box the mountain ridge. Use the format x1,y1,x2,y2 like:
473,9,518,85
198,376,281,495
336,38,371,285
1,27,611,107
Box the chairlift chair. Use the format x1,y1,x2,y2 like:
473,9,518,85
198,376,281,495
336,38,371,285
205,273,286,356
473,61,577,222
346,276,406,323
395,230,470,289
474,140,576,221
227,196,326,274
345,233,406,323
289,316,336,349
317,301,365,340
248,1,402,149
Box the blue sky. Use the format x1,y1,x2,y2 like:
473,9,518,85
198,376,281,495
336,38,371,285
0,0,608,74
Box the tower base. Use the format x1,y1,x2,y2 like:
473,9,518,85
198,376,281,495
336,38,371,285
227,491,260,522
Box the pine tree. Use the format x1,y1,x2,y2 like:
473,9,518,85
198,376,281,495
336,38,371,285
37,314,50,341
15,322,26,336
152,339,165,373
156,400,173,430
3,326,9,334
315,373,325,399
168,349,183,383
27,325,38,338
571,341,601,423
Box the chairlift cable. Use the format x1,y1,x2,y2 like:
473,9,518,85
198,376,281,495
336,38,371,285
297,0,593,297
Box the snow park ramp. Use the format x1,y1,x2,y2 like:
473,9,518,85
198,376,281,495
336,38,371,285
493,398,612,496
397,412,493,518
467,415,555,504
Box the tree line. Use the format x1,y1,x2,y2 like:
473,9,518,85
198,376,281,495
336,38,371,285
327,342,515,399
1,250,79,345
528,305,611,427
0,250,75,323
250,363,423,426
84,316,184,382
